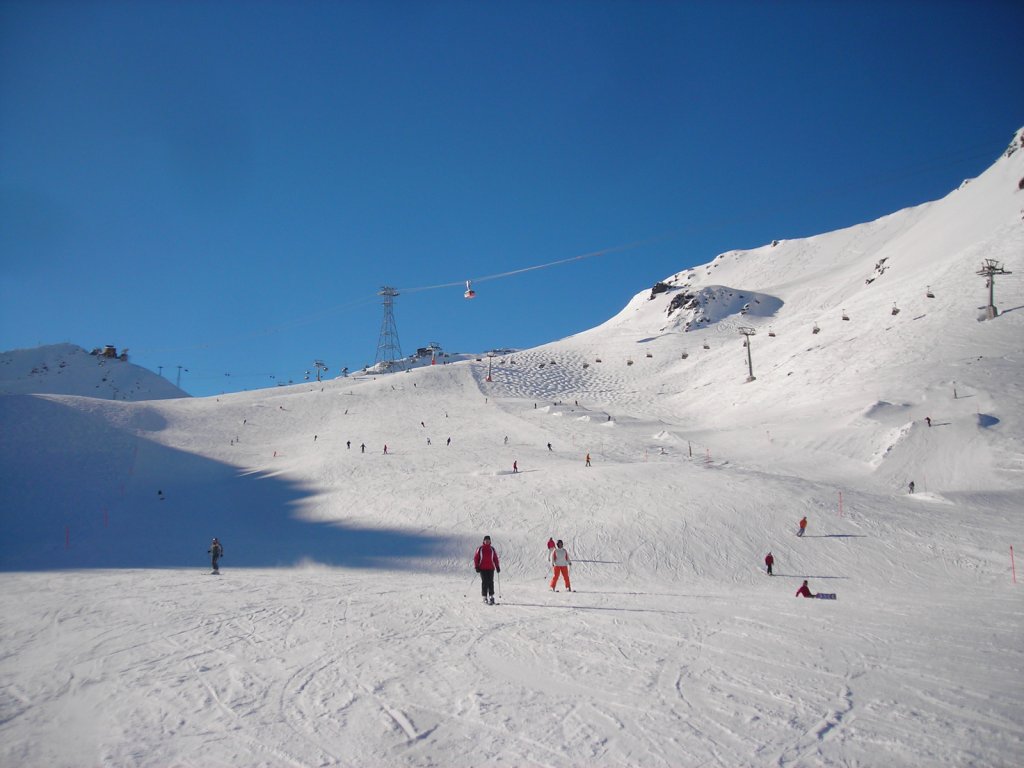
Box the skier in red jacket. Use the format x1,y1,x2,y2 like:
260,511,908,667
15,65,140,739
795,579,814,598
765,552,774,576
474,535,500,605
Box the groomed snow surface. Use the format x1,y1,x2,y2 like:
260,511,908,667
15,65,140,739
2,132,1024,766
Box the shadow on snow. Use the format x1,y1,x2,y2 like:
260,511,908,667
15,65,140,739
0,395,451,572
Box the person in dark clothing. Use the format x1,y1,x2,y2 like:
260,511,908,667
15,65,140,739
909,481,915,494
473,535,500,604
765,552,774,576
208,538,224,574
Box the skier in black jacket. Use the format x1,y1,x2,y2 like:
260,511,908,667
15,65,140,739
208,538,224,574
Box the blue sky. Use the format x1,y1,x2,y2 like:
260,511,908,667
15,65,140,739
2,0,1021,396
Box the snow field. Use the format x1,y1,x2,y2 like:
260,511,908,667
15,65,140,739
2,130,1023,766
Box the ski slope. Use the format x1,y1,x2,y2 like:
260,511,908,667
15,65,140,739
1,130,1023,767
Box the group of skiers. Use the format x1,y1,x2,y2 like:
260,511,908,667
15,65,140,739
472,535,573,604
764,515,829,598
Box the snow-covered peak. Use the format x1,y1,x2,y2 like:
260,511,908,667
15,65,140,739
0,343,188,400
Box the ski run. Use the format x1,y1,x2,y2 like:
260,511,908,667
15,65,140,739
2,130,1024,766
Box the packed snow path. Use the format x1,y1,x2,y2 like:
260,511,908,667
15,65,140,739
3,564,1022,768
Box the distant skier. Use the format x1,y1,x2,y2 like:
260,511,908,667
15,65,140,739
547,442,552,451
585,453,591,467
504,436,509,445
384,444,388,455
765,552,774,576
547,537,556,551
474,535,500,605
908,481,915,494
446,437,451,446
795,580,814,598
512,460,518,473
798,516,808,537
360,443,366,453
925,417,932,427
550,540,572,592
208,538,223,574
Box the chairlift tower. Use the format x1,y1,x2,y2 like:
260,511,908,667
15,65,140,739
976,259,1011,319
738,326,756,382
375,286,403,369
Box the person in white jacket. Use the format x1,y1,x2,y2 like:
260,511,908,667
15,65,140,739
549,540,572,592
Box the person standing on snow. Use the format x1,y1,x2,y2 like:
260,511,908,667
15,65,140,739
512,460,518,473
208,537,224,574
908,480,915,494
765,552,774,576
474,535,500,605
795,579,815,598
547,537,556,552
797,516,808,537
585,453,591,467
550,539,572,592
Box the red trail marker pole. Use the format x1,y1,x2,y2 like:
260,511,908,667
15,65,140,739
1012,546,1017,584
838,491,844,518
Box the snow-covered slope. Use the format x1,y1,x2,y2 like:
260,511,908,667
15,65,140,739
0,130,1022,767
0,343,188,400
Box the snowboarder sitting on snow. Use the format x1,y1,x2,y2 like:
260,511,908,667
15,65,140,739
795,580,814,598
550,540,572,592
765,552,774,576
208,538,223,574
474,535,500,605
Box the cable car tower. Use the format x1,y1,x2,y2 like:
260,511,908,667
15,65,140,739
374,286,403,369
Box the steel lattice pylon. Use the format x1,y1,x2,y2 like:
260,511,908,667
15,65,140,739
374,286,403,368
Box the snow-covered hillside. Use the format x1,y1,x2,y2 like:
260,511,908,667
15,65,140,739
1,130,1022,767
0,343,188,400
